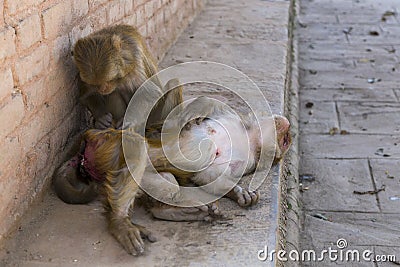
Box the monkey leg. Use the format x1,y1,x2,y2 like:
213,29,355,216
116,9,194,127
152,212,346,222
178,96,231,129
192,173,259,208
140,171,221,221
149,201,220,222
105,169,156,256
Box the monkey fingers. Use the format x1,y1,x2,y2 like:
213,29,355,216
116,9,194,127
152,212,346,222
227,186,260,207
208,201,221,216
109,217,154,256
135,224,157,243
95,112,113,129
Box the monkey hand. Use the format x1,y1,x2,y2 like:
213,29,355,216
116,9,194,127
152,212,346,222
226,186,260,207
183,117,206,130
95,113,113,129
109,217,156,256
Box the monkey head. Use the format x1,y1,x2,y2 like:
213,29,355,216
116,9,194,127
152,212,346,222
73,34,131,95
273,115,291,161
254,115,291,166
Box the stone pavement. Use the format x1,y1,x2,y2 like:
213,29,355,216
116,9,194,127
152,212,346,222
0,0,291,266
298,0,400,266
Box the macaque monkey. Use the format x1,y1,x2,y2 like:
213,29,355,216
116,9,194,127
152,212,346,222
154,96,291,208
53,79,183,204
73,24,165,129
54,87,291,255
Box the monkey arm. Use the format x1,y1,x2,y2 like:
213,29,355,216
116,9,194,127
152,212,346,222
105,168,155,256
177,96,236,130
78,80,110,122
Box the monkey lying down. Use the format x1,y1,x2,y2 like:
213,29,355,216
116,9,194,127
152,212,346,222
54,95,291,256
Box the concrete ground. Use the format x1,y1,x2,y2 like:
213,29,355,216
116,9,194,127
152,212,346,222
0,0,291,266
298,0,400,266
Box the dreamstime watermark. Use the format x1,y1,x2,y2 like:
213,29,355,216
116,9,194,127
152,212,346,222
257,238,397,263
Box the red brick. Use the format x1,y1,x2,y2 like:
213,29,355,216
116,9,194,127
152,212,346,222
87,7,108,30
145,0,155,19
5,0,44,15
49,82,79,126
24,136,51,181
147,16,156,36
19,106,54,153
122,14,137,26
0,26,16,61
138,23,147,37
0,1,4,28
124,0,135,15
41,2,72,40
107,1,125,24
135,0,149,7
15,45,50,85
0,67,14,102
89,0,108,10
72,0,89,19
15,13,42,50
69,23,93,46
0,94,25,138
0,136,22,175
22,77,48,112
136,4,146,25
52,34,72,65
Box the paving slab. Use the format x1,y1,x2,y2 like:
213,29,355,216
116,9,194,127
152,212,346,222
299,88,398,103
369,159,400,213
0,0,291,266
302,212,400,248
300,70,399,89
298,43,400,62
300,134,400,159
338,102,400,134
299,100,338,134
299,159,378,212
298,0,400,266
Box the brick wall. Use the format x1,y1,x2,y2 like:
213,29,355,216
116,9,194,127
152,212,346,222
0,0,205,242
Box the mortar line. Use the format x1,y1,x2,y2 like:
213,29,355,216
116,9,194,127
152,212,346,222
304,209,389,214
334,101,341,129
393,89,400,102
373,247,379,267
367,158,382,213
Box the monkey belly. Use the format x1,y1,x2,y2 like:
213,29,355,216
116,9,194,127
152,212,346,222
187,118,252,177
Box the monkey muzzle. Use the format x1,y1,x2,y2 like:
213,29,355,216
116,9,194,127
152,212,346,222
98,83,115,95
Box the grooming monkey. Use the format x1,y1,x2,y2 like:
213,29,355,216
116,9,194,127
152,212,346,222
54,87,291,255
73,24,165,129
54,24,179,203
53,78,184,205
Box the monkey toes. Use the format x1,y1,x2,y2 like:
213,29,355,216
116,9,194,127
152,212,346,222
228,186,260,207
150,202,221,222
109,217,156,256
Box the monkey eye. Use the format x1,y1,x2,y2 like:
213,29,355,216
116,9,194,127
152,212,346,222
283,132,290,148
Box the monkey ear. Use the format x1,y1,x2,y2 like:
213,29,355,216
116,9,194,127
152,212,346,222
111,35,122,50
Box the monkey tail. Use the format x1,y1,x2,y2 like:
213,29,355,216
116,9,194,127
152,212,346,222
53,157,98,204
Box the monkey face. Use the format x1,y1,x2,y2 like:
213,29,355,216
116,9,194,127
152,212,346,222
274,115,291,160
97,80,117,95
73,35,125,95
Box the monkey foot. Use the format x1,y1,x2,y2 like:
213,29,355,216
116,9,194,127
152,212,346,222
227,186,260,207
109,217,156,256
150,202,220,222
